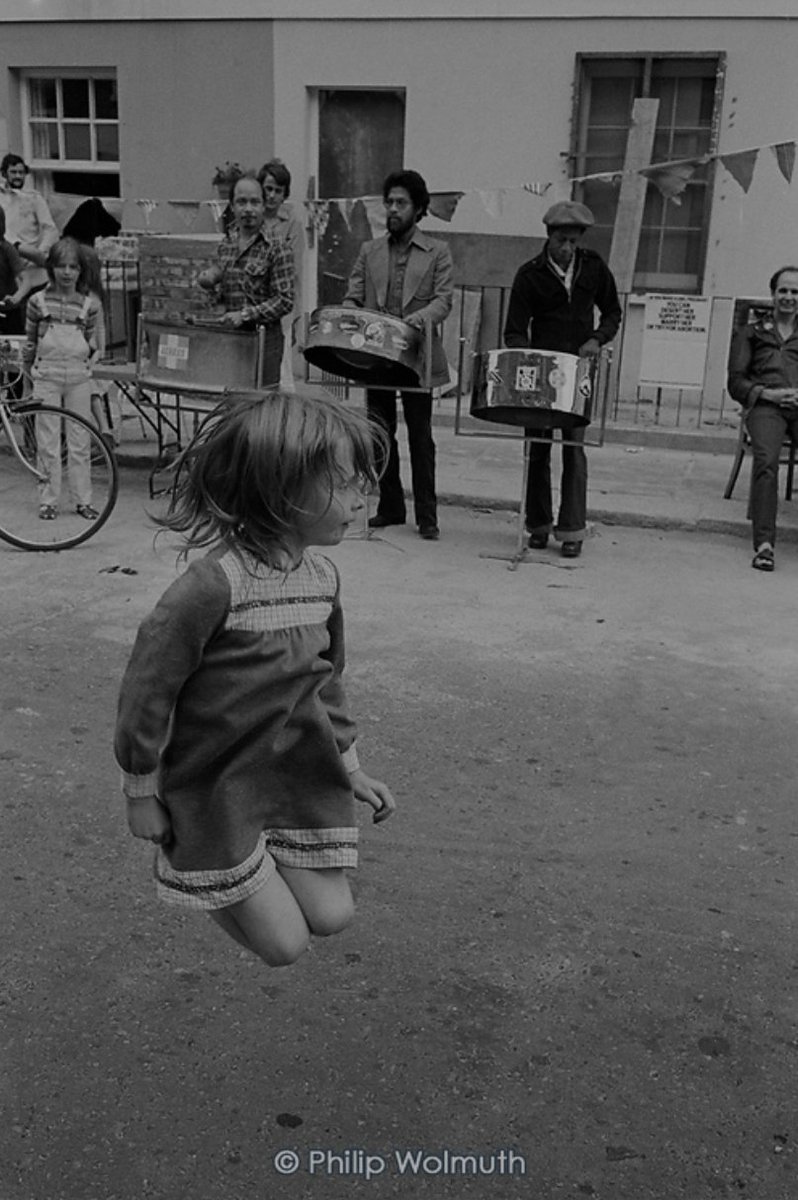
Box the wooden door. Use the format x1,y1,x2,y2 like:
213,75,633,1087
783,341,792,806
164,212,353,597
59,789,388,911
316,89,405,306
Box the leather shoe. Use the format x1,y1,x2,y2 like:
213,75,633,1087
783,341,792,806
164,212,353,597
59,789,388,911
561,541,582,558
419,524,440,540
528,533,548,550
368,514,405,529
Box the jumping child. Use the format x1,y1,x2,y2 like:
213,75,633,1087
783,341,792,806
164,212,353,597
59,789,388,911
22,236,102,521
114,392,395,967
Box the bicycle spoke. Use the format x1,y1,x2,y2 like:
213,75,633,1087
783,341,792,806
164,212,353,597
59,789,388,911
0,405,119,551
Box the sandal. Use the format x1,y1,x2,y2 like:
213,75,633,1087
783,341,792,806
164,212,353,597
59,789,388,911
38,505,57,521
752,544,775,572
76,504,99,520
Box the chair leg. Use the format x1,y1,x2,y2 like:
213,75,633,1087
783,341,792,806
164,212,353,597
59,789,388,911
724,443,746,499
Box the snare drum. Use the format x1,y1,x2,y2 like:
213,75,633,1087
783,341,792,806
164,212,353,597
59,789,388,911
304,306,422,388
471,348,594,430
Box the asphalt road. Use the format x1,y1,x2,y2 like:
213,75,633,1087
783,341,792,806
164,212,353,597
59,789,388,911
1,469,796,1200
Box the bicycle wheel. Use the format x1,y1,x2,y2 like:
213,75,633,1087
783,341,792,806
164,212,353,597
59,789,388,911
0,403,119,551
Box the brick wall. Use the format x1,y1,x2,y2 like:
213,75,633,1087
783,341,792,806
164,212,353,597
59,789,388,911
138,234,222,322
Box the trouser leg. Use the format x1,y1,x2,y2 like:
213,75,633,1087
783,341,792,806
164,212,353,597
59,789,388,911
401,389,436,528
747,403,787,548
367,388,406,521
63,380,94,507
33,379,64,509
524,429,553,534
555,428,587,541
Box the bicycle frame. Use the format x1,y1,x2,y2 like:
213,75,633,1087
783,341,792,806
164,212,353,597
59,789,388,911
0,337,47,483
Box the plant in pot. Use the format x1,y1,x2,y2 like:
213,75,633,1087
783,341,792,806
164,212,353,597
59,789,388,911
212,161,243,200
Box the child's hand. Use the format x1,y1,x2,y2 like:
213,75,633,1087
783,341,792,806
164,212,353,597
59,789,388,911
350,769,396,824
126,795,173,846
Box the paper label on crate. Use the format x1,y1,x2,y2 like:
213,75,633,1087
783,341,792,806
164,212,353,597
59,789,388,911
157,335,190,371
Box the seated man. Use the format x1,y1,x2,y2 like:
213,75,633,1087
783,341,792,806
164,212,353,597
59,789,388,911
727,265,798,572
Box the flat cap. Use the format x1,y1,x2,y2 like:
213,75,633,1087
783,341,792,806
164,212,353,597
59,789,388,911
543,200,595,229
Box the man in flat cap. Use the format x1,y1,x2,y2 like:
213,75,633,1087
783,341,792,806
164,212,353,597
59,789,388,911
504,200,621,558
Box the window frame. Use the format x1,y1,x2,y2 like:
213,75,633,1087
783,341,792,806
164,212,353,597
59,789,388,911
571,52,726,294
20,67,120,175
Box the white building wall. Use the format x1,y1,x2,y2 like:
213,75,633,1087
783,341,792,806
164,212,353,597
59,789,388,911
274,15,798,302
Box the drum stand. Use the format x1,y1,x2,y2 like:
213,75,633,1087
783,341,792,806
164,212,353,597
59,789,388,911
478,435,535,571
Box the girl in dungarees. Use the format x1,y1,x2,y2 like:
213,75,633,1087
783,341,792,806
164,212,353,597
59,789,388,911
22,237,102,521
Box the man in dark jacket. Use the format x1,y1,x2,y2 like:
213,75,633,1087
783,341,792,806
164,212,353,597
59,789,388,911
504,201,621,558
727,266,798,571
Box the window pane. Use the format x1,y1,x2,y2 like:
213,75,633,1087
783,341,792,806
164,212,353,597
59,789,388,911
636,228,661,273
582,179,619,225
96,125,119,162
62,79,89,118
584,128,630,160
588,76,638,125
660,230,702,274
64,124,91,160
671,130,712,159
94,79,118,120
30,122,60,160
28,78,57,119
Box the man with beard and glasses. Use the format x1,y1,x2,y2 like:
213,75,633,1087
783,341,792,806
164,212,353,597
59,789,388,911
0,154,58,328
343,169,453,541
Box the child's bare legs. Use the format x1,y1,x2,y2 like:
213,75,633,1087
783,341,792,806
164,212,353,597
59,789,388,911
208,865,354,967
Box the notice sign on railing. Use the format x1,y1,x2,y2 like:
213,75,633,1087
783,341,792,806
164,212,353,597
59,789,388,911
640,293,711,387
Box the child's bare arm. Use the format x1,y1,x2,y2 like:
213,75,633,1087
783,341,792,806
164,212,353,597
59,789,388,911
126,795,173,845
350,768,396,824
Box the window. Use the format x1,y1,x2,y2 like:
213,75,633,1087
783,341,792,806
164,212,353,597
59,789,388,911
21,70,120,196
573,56,724,293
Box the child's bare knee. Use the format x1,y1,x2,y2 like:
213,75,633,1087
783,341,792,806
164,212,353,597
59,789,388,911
255,928,311,967
309,894,355,938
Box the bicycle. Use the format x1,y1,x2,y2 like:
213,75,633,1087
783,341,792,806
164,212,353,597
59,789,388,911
0,335,119,551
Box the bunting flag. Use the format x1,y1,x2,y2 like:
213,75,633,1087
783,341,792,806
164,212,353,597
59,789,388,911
640,159,702,205
522,181,552,197
719,149,759,193
306,199,331,238
428,191,465,221
167,200,201,228
360,196,387,236
202,198,228,225
772,141,796,183
135,198,158,227
477,188,504,219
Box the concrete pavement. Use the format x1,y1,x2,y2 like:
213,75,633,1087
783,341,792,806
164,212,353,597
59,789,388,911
112,388,798,546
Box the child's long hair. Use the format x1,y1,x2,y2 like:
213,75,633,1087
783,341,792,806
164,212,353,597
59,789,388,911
46,237,87,291
78,244,106,303
158,390,386,564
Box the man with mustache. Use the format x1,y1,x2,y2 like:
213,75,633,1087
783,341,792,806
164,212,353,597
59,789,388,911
0,154,58,320
344,169,453,541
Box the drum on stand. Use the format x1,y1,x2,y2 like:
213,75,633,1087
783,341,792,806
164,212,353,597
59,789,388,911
470,348,595,431
304,306,422,389
470,348,596,568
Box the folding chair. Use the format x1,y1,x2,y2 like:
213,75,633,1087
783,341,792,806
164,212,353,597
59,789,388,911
723,409,797,501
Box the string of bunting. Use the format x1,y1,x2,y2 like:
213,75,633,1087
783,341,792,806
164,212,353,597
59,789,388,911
47,140,798,239
573,137,798,204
